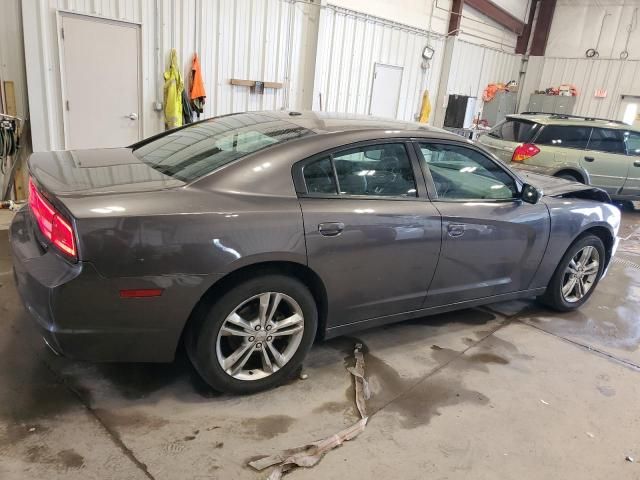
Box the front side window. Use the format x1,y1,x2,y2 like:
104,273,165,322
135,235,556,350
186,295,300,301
535,125,590,149
587,128,626,154
419,143,517,200
332,144,417,197
624,131,640,156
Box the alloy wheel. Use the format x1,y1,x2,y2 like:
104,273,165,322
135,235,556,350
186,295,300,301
215,292,305,381
561,245,600,303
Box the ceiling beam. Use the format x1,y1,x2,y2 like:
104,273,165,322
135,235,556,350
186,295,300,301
516,0,539,54
464,0,526,35
530,0,557,56
448,0,464,36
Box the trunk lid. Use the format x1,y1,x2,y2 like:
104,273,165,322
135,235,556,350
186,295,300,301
28,148,184,197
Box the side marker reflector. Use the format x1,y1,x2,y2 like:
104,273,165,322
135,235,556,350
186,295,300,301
119,289,164,298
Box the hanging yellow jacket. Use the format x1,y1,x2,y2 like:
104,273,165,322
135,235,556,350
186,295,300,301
418,90,432,123
164,49,183,129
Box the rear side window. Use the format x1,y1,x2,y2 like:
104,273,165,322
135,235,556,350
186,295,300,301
535,126,590,149
489,119,539,142
300,143,417,198
587,128,626,154
303,157,337,194
624,131,640,156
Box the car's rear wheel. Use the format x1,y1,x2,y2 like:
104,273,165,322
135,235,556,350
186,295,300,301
555,172,583,183
186,275,317,394
539,234,605,311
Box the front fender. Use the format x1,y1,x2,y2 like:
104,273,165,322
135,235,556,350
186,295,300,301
529,197,620,289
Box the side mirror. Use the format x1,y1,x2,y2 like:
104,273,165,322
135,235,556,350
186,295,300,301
521,183,541,204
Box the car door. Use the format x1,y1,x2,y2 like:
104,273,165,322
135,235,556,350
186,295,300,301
581,128,630,195
294,141,442,328
414,141,550,307
532,124,590,176
621,130,640,197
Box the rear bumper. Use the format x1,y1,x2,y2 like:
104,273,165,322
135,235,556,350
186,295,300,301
10,209,210,362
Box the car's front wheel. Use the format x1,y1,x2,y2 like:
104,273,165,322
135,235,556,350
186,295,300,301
187,275,317,394
539,234,605,311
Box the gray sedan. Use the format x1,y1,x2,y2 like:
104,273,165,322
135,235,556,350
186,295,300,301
11,111,620,394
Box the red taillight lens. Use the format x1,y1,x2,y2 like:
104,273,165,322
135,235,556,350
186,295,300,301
512,143,540,162
29,178,77,259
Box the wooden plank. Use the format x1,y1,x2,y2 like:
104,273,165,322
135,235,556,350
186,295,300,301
2,81,27,201
3,81,17,116
229,78,283,89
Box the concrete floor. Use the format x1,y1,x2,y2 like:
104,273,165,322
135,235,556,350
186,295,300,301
1,210,639,480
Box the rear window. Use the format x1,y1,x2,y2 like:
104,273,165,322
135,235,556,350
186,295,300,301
488,119,539,142
587,128,626,154
132,113,314,182
535,125,590,149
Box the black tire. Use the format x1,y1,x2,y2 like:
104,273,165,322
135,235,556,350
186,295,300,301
539,234,606,312
555,172,583,183
186,275,317,394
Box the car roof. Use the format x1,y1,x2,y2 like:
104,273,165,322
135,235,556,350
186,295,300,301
247,110,462,140
505,113,640,132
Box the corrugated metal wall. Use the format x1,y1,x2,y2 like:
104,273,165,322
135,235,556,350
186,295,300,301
312,4,445,123
23,0,298,152
447,40,521,98
313,5,522,123
521,56,640,119
21,0,527,151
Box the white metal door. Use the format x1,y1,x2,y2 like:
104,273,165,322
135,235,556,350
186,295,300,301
60,14,141,149
369,63,403,119
620,96,640,128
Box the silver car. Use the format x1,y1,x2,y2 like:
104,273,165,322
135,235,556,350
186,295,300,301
478,113,640,203
11,111,620,393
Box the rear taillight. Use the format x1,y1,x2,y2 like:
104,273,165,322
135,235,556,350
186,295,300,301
512,143,540,162
29,178,77,259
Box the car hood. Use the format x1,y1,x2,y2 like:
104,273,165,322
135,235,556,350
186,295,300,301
515,170,611,202
28,148,184,197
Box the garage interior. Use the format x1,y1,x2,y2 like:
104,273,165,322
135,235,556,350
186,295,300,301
1,0,640,479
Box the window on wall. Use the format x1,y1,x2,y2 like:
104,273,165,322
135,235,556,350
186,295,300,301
419,143,518,200
301,143,417,198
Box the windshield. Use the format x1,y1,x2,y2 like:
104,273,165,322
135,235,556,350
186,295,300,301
132,113,314,182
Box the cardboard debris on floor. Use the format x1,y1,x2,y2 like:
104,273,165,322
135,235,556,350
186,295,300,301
248,344,370,479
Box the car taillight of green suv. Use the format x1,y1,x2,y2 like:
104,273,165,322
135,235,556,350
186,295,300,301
478,113,640,201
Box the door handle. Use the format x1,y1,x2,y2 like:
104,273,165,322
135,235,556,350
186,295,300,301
318,222,344,237
126,113,139,120
447,223,465,238
634,160,640,167
584,156,595,162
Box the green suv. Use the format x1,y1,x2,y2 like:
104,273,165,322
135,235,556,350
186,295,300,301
478,113,640,201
